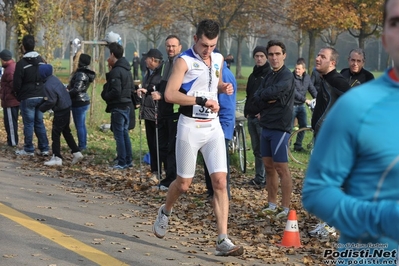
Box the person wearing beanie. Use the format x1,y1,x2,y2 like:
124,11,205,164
67,52,96,150
0,49,19,147
244,45,271,189
39,64,83,166
13,34,49,156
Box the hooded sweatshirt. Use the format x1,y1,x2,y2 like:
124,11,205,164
38,64,71,113
13,51,45,101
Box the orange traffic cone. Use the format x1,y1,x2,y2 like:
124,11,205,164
278,210,302,248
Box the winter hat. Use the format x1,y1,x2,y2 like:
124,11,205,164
252,46,267,58
0,49,12,61
78,54,91,67
143,48,163,60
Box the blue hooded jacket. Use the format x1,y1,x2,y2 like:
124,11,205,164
39,64,71,113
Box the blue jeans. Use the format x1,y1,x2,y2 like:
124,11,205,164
71,104,89,150
291,104,308,149
20,97,49,153
247,116,265,183
111,107,133,166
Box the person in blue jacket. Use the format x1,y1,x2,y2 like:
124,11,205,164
204,58,237,200
302,0,399,265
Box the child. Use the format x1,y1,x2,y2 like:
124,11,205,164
39,64,83,166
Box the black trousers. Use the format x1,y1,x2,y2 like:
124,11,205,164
52,109,80,159
3,106,19,146
144,119,168,173
159,117,178,187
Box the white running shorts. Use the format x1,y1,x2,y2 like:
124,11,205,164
175,114,227,178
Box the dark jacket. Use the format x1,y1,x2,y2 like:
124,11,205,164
38,64,71,113
0,60,19,108
140,64,163,121
13,51,45,101
101,57,133,113
293,71,318,105
311,68,322,92
68,67,96,107
158,57,179,119
253,65,295,133
311,69,351,136
132,56,140,69
340,67,375,87
244,62,271,117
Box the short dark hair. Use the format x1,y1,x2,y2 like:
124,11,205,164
108,42,124,59
165,34,181,44
22,35,35,52
296,58,306,68
349,48,366,61
321,47,340,65
266,40,286,55
196,19,220,40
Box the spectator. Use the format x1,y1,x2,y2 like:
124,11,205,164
244,46,271,188
152,19,244,257
340,48,374,87
101,43,133,169
152,35,182,190
39,64,83,166
137,48,165,180
13,35,49,156
68,52,96,151
132,51,140,81
225,54,234,69
311,47,350,138
291,58,317,151
253,40,295,220
307,47,351,238
303,0,399,263
0,49,19,147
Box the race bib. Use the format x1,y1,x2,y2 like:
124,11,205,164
192,91,217,119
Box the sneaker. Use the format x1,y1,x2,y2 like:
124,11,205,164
109,164,126,170
249,178,265,189
294,147,304,152
215,238,244,256
71,152,84,164
159,185,168,191
153,204,170,238
44,155,62,166
276,210,288,219
309,222,336,237
261,204,278,215
15,149,34,156
126,162,134,168
40,151,50,156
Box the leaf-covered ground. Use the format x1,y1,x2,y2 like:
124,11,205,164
0,123,338,265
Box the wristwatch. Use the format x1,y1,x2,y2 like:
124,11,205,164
196,96,208,107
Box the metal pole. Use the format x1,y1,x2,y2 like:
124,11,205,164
153,86,161,182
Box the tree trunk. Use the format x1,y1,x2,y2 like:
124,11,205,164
235,36,244,79
307,30,317,74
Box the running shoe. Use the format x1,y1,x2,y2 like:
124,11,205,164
153,204,170,238
215,238,244,256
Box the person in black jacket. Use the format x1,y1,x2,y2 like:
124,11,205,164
340,48,374,87
311,47,351,137
39,64,83,166
244,46,271,188
151,35,182,190
13,35,49,156
253,40,295,220
68,53,96,150
101,43,134,169
136,48,165,180
291,58,317,151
